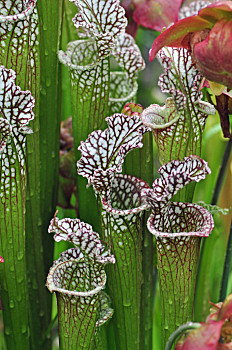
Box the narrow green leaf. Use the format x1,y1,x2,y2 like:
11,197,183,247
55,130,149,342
37,0,63,275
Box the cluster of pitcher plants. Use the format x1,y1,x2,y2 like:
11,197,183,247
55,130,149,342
0,0,231,349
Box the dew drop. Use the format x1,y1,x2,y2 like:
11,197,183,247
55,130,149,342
17,251,23,261
4,326,11,336
21,323,27,335
16,294,22,302
9,299,15,309
37,217,42,227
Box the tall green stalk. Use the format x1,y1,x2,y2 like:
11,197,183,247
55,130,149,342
37,0,63,276
25,1,63,347
24,1,63,347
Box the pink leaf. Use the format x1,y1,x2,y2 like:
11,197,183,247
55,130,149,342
133,0,185,32
199,1,232,20
180,321,224,350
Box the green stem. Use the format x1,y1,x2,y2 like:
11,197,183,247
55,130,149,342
140,217,154,350
24,5,46,349
220,218,232,301
42,314,58,345
211,136,232,205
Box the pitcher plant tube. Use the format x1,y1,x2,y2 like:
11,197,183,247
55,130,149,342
142,155,214,347
58,0,145,232
142,46,215,170
47,213,115,350
77,112,151,349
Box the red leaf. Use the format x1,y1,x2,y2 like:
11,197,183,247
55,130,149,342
149,1,232,61
193,19,232,89
149,15,212,61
